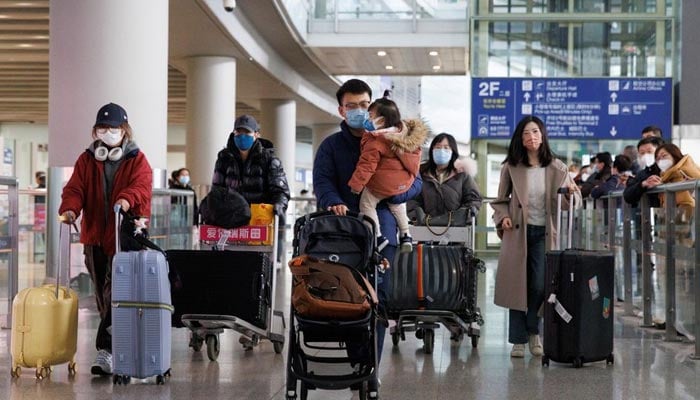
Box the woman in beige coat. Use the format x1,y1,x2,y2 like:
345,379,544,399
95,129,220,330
491,115,580,358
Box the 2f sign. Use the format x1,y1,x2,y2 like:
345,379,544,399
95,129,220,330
478,81,500,96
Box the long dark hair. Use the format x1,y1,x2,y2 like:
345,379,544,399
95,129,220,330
503,115,554,167
426,133,459,176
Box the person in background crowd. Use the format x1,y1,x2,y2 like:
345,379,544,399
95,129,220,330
591,154,632,202
169,167,198,225
313,78,422,369
407,132,482,223
641,125,663,139
580,152,612,198
491,115,580,359
623,136,664,207
35,171,46,189
573,164,591,185
297,188,316,215
212,114,290,221
59,102,153,376
568,163,579,181
623,145,641,175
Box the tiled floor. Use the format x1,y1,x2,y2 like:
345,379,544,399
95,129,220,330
1,258,699,400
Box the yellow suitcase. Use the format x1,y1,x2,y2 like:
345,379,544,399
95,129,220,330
11,283,79,379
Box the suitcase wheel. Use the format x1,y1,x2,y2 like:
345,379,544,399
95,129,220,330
156,375,165,385
542,355,550,367
35,366,50,380
573,357,583,368
68,361,77,377
10,365,21,378
606,354,614,365
273,340,284,354
113,374,131,385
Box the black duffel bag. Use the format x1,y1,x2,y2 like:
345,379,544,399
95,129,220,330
198,186,251,229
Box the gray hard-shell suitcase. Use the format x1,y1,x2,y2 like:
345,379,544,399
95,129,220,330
111,206,173,384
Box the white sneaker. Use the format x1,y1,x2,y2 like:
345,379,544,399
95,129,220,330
510,344,525,358
91,349,113,375
528,334,543,357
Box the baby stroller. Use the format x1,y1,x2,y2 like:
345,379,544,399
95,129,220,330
285,211,381,400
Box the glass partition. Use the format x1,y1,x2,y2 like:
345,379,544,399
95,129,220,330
312,0,468,20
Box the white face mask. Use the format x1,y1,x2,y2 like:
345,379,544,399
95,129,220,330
640,153,656,168
97,128,124,147
580,173,590,182
657,158,673,172
568,171,577,180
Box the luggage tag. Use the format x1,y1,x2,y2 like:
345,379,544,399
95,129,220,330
216,230,231,250
588,276,600,301
547,293,572,324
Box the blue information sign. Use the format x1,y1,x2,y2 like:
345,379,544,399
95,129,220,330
471,78,672,140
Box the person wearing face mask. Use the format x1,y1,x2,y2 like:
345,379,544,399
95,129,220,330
580,152,612,199
407,132,482,225
573,164,591,185
211,114,290,226
313,80,423,371
591,154,633,205
58,102,153,376
655,143,700,208
169,168,198,225
348,97,428,253
491,115,580,359
623,136,664,208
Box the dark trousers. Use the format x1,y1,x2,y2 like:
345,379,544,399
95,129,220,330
84,245,112,352
508,225,546,344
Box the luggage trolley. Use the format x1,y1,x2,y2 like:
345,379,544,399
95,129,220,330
168,216,285,361
388,211,485,354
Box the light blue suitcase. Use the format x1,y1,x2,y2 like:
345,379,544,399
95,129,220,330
111,207,173,385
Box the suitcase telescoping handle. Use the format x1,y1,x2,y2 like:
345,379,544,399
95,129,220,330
56,215,79,299
114,204,122,252
555,187,575,251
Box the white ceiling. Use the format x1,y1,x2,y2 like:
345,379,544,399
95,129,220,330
0,0,467,129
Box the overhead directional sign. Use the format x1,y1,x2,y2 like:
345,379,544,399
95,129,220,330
471,77,672,140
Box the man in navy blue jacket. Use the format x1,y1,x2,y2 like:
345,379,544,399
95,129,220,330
313,79,422,364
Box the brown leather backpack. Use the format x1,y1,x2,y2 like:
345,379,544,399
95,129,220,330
289,255,378,320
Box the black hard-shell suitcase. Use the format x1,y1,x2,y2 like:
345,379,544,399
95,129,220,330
166,249,271,329
388,244,478,314
542,189,615,368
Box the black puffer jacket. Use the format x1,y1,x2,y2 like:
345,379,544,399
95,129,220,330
407,162,482,217
211,137,290,215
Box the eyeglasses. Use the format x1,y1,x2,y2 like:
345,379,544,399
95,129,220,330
95,128,122,135
343,101,371,110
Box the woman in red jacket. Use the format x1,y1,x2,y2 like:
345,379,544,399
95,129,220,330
59,103,153,376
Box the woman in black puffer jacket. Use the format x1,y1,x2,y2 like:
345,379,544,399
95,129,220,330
407,133,482,222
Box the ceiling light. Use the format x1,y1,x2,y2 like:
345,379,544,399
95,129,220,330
17,43,32,48
432,65,441,70
429,51,439,56
377,50,387,57
0,15,9,19
385,65,394,70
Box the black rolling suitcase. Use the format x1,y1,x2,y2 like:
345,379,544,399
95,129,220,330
166,249,272,329
542,189,615,368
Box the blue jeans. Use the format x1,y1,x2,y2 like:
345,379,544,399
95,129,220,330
508,225,546,344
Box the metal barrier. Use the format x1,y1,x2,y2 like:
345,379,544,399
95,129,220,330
589,180,700,359
0,176,19,328
150,188,196,250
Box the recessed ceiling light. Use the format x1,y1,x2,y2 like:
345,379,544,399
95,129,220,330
0,15,9,19
377,50,387,57
432,65,441,70
17,43,32,48
429,51,439,56
385,65,394,70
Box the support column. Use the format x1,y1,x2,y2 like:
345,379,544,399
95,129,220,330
185,57,237,188
260,99,297,195
48,0,168,279
311,123,339,160
49,0,169,170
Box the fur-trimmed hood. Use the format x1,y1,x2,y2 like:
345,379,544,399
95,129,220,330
372,118,429,153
